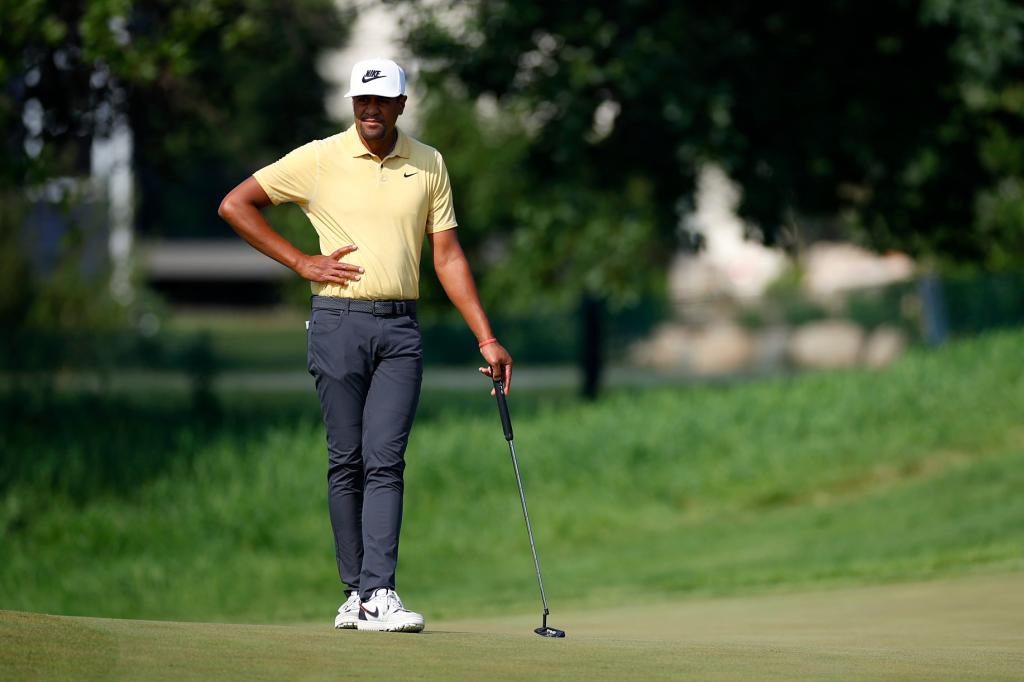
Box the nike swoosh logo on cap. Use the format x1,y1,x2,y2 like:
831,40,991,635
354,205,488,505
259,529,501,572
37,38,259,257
362,74,386,83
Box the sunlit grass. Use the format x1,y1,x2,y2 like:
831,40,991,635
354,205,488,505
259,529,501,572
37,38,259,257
1,329,1021,622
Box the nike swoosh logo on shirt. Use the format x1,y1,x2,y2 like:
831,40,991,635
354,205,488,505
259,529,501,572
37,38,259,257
404,171,418,177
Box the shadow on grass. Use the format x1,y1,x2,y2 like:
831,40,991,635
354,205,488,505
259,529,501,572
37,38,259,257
0,389,315,506
0,384,581,509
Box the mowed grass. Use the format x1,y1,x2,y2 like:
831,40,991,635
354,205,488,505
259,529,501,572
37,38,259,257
3,572,1023,681
0,329,1022,625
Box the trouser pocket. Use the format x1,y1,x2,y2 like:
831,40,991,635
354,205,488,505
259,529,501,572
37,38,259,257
307,308,345,376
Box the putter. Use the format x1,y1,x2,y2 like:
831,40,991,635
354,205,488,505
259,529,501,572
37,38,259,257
492,377,566,638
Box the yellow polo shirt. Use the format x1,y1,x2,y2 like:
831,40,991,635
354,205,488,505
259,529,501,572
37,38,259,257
253,125,458,300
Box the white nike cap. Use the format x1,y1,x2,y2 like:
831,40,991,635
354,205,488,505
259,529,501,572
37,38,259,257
344,58,406,98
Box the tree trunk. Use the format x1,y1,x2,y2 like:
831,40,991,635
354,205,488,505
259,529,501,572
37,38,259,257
580,293,603,400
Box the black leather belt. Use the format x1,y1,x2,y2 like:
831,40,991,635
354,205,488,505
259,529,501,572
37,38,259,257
311,295,416,316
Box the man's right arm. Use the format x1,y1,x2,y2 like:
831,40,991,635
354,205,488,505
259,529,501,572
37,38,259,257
217,176,363,285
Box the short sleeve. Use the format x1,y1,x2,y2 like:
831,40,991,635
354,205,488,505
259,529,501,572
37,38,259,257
426,151,458,234
253,141,320,207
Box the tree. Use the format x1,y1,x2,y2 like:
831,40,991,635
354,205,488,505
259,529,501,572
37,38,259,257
394,0,1024,308
1,0,352,236
2,0,353,337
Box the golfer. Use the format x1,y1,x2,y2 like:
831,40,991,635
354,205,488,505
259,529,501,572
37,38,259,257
218,57,512,633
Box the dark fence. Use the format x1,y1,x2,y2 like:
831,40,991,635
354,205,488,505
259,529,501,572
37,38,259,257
2,270,1022,388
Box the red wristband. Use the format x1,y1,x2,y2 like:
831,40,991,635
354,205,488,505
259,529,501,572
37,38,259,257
478,337,498,349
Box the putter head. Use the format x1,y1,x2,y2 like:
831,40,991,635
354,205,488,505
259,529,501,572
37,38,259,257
535,626,566,638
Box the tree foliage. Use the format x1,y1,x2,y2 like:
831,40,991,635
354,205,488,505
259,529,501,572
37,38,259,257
1,0,352,235
395,0,1024,306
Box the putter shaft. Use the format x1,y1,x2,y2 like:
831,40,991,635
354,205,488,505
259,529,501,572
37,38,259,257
506,439,550,615
493,378,564,638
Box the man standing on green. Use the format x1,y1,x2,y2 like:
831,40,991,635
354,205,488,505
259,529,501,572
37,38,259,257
218,58,512,633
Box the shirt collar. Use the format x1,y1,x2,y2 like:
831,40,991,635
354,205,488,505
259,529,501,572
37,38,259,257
343,124,410,160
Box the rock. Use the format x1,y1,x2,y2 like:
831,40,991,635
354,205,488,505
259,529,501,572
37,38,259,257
668,255,731,304
689,323,755,375
788,320,865,369
862,326,908,368
628,324,691,369
803,242,914,298
752,326,790,372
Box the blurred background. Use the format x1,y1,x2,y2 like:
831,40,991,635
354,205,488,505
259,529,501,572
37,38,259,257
2,0,1022,623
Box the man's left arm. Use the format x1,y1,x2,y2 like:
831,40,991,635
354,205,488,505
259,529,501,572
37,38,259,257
428,228,513,392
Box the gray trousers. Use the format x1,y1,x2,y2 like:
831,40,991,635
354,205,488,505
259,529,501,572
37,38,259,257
307,297,423,601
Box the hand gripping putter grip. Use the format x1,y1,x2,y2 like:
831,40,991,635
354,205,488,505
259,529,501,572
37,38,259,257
492,378,566,638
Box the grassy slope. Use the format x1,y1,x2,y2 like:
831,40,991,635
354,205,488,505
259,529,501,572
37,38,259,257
1,330,1022,623
3,572,1023,681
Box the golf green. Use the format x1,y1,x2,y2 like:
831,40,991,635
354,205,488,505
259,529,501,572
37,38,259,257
3,571,1021,680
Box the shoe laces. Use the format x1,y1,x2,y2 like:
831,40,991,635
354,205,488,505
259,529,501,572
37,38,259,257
372,588,407,613
340,592,360,613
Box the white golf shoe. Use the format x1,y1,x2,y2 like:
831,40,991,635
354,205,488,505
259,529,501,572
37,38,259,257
356,588,425,632
334,592,361,629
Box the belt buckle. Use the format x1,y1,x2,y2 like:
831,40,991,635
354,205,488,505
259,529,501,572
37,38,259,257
394,301,406,315
372,301,386,315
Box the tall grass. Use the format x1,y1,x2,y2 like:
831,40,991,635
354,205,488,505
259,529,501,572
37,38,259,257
1,329,1022,622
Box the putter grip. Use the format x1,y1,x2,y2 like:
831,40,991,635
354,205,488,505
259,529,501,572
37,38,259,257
493,378,514,441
